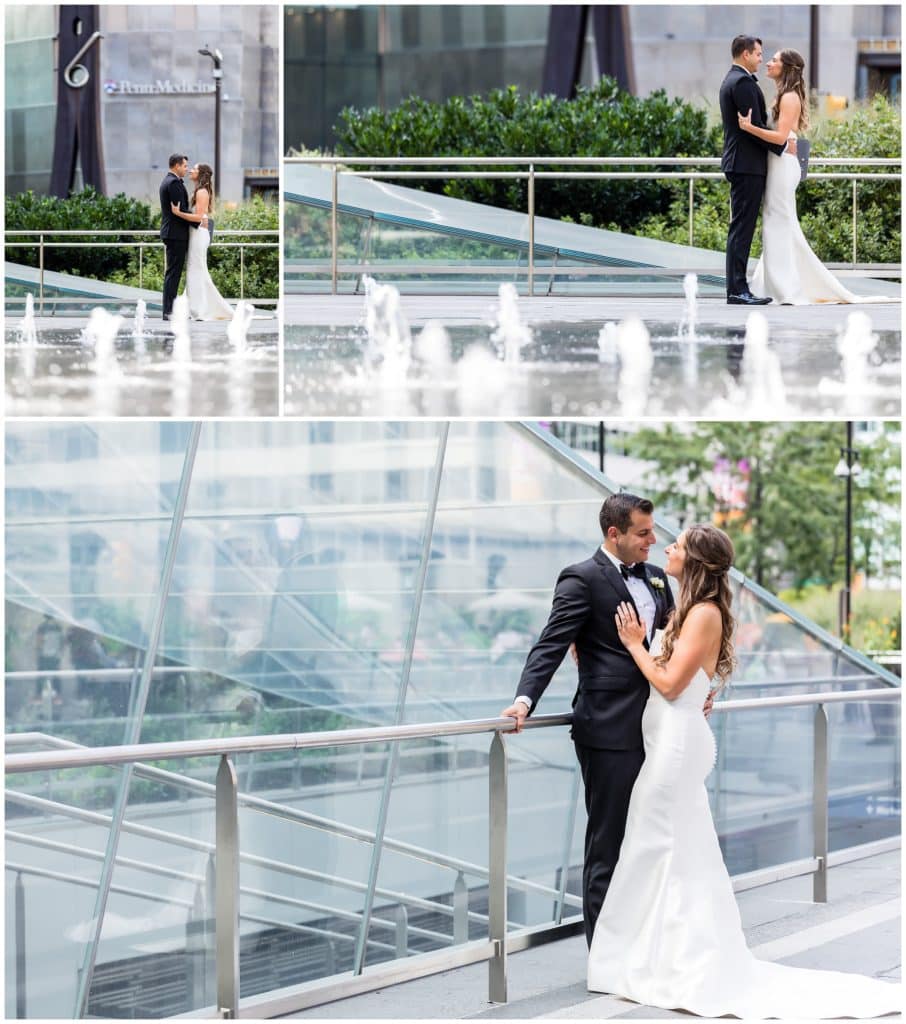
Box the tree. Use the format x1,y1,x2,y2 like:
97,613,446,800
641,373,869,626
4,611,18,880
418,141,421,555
627,422,899,593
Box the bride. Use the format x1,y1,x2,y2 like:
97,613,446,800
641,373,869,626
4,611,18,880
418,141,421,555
587,524,899,1018
170,163,233,320
738,49,895,305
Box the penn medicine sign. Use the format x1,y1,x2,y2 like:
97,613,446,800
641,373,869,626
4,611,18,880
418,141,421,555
104,80,215,95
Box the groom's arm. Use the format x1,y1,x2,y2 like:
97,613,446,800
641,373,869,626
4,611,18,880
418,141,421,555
732,78,785,157
503,569,590,728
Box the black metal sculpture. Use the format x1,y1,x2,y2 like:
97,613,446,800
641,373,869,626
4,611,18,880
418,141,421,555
49,5,106,196
542,5,636,98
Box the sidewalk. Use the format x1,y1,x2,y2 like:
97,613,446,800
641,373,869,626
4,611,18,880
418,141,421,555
290,851,900,1019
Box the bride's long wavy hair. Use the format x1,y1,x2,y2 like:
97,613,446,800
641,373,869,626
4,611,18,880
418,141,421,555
192,164,215,213
656,525,737,688
772,49,810,133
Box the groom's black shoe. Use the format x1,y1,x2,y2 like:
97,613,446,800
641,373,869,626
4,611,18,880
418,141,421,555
162,315,170,321
727,292,772,305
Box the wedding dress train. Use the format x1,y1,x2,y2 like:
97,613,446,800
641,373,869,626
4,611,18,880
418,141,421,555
185,223,233,321
750,144,896,305
587,634,900,1018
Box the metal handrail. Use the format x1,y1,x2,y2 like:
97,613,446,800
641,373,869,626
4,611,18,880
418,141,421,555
4,230,278,311
286,156,901,167
284,155,901,294
5,690,901,1017
5,691,899,773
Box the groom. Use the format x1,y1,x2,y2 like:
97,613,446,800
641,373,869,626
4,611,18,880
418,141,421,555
159,153,194,321
500,493,675,945
719,35,794,305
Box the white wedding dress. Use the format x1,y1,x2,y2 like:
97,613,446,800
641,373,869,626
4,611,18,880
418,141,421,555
587,634,900,1018
185,220,233,321
750,139,896,306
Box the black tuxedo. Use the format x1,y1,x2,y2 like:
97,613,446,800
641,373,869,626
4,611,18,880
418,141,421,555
159,171,194,317
718,65,786,296
514,548,675,943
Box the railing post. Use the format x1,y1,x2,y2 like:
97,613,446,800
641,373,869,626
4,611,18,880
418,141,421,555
38,234,45,315
139,244,144,290
527,164,535,297
488,731,508,1003
216,754,240,1018
453,870,468,943
688,177,695,247
16,871,26,1018
240,245,245,300
851,179,858,266
813,703,829,903
331,164,339,295
394,904,409,957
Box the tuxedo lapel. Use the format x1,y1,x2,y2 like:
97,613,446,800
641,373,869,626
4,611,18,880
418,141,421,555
593,548,634,606
592,548,651,649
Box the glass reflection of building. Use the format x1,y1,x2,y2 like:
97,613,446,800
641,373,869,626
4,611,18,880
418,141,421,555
5,421,900,1018
285,4,901,151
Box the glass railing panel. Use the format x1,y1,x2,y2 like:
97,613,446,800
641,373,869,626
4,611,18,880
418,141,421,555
362,733,492,968
826,701,901,850
236,742,393,994
4,763,200,1018
708,706,815,874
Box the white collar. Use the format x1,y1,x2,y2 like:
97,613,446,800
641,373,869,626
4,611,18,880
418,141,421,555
600,544,634,572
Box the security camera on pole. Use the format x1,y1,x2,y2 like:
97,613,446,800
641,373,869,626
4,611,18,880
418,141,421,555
198,45,223,192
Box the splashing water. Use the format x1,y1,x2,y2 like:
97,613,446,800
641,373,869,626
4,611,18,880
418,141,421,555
18,293,38,347
490,283,532,364
228,301,256,355
82,307,123,376
363,276,412,380
132,300,147,338
415,321,453,377
838,311,878,397
679,273,698,340
741,311,786,411
616,318,653,417
171,295,192,363
597,322,619,365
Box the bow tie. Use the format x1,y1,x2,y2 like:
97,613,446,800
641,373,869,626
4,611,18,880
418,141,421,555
620,563,647,581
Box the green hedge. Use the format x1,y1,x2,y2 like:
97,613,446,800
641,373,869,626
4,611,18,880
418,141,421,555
6,188,279,299
335,79,723,229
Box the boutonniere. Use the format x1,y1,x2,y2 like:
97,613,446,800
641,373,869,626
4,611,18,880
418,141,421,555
650,577,665,591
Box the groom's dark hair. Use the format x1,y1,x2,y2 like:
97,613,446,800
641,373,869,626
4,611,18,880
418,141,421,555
600,493,654,537
731,35,762,58
168,153,188,168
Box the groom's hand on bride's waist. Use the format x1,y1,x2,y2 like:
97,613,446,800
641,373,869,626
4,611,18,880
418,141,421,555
703,689,717,719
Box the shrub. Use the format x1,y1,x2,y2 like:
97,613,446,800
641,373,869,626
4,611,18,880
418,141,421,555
335,79,723,229
6,188,278,300
5,187,155,279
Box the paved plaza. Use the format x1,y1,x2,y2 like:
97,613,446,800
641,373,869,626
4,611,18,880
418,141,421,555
291,851,901,1019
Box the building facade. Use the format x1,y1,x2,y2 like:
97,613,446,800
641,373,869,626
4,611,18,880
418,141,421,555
5,4,279,203
285,3,901,151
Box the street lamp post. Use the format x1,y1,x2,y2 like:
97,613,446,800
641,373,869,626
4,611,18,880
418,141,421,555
834,421,862,638
198,45,224,191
